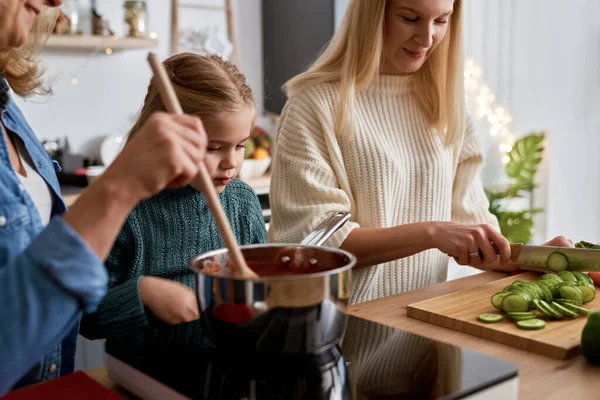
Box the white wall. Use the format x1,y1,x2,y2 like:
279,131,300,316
464,0,600,243
15,0,263,157
451,0,600,280
334,0,349,30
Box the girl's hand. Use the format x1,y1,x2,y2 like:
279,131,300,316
100,112,207,202
429,222,511,267
139,276,200,325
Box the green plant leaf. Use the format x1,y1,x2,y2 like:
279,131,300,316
487,132,546,243
485,188,505,217
505,133,545,187
505,182,537,199
498,209,544,243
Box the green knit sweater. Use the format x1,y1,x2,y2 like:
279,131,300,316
80,179,267,350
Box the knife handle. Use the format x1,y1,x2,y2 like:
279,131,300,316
490,243,523,263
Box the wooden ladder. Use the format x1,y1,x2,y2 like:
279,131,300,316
170,0,240,64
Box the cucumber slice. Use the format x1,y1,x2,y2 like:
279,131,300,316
526,283,544,300
538,278,559,288
506,312,536,317
491,292,511,311
557,271,577,282
504,287,534,308
557,284,584,303
571,271,594,286
533,300,556,318
510,284,539,301
516,319,546,330
554,298,584,306
535,308,555,319
540,273,563,282
507,313,537,322
534,282,554,303
538,279,560,298
501,294,531,312
551,302,579,318
547,252,569,272
536,299,564,319
478,313,504,323
561,302,591,316
576,284,596,304
557,280,577,287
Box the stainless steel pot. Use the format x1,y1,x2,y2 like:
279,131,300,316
190,212,356,355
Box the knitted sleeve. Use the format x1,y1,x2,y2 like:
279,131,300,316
451,118,500,229
79,214,149,340
239,189,267,245
268,89,359,248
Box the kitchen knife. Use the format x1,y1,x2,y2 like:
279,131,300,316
507,243,600,273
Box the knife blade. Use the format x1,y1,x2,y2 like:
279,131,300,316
508,243,600,273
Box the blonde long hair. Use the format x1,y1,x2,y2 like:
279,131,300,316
284,0,464,147
127,53,255,143
0,7,58,97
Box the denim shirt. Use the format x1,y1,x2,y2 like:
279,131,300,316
0,78,108,394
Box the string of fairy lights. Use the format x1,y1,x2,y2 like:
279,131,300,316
68,31,158,85
464,58,516,164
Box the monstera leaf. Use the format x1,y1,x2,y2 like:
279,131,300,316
505,133,545,187
486,132,546,244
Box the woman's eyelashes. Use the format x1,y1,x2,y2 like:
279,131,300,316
400,16,448,24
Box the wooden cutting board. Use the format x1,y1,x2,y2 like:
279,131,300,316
406,272,600,359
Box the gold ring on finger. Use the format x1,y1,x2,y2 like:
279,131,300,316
468,251,480,259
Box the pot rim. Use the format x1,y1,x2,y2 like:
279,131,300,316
189,243,356,282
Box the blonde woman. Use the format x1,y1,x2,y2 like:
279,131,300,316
269,0,572,304
0,1,207,392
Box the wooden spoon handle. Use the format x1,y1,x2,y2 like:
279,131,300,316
147,52,256,279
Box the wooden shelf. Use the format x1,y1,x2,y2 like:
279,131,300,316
44,35,158,51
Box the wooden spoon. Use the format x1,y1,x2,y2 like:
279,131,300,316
147,52,257,279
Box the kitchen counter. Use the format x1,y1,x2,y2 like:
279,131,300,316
84,271,600,398
60,173,271,208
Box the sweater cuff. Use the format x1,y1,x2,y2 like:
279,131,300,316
28,217,107,313
95,276,149,335
323,220,360,249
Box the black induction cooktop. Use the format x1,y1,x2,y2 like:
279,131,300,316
105,316,518,399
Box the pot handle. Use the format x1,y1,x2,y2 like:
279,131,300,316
300,211,351,246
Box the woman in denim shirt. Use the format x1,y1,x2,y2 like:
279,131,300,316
0,1,208,393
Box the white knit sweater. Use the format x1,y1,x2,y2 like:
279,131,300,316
268,74,498,304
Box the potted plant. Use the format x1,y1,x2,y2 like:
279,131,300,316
485,132,545,243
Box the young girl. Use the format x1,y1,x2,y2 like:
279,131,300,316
80,53,266,351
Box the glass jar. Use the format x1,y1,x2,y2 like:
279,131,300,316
59,0,81,34
124,0,148,38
